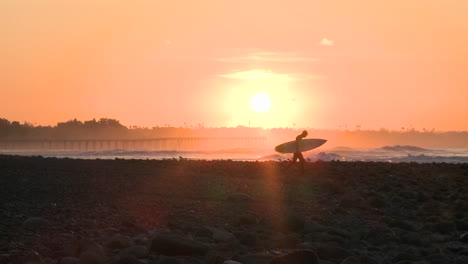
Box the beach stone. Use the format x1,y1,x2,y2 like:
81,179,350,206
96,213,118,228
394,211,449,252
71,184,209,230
237,214,257,226
79,249,105,264
431,222,455,233
106,234,133,249
112,254,141,264
391,220,418,231
23,217,49,231
207,227,236,243
20,251,43,264
340,256,378,264
285,213,305,232
59,257,79,264
227,193,252,202
364,229,396,246
150,233,210,256
121,245,148,258
271,232,300,248
234,231,257,246
460,232,468,243
270,249,318,264
157,256,185,264
456,219,468,230
391,252,420,262
426,253,450,264
235,253,272,264
399,232,425,246
316,245,351,261
456,255,468,264
303,221,326,233
369,196,386,208
446,241,468,252
63,239,104,258
339,192,364,208
133,234,149,245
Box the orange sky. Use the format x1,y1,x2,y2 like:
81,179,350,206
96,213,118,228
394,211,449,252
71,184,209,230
2,0,468,130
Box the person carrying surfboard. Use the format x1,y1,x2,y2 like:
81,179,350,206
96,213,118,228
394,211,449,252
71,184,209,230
286,130,308,174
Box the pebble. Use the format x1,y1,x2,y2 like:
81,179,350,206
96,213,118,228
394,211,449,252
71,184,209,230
460,232,468,243
23,217,50,231
149,232,210,256
316,245,351,261
227,193,252,203
270,249,318,264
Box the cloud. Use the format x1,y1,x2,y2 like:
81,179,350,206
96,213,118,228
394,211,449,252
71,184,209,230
218,69,325,81
216,52,318,63
218,69,296,81
319,38,334,46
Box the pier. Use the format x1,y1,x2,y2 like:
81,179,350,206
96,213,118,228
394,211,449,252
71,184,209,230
0,137,267,151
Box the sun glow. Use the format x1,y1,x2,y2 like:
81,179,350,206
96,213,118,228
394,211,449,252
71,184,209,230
250,93,272,112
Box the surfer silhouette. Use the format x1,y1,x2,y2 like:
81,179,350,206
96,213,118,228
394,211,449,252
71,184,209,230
286,130,308,174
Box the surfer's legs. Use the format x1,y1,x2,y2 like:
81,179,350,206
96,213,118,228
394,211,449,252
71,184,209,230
286,152,300,169
297,152,305,174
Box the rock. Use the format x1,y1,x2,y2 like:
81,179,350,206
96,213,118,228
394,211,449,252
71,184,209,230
150,233,210,256
456,219,468,231
223,261,242,264
460,232,468,243
113,254,141,264
426,254,450,264
369,196,386,208
316,245,351,261
20,251,43,264
234,231,257,246
456,255,468,264
364,229,396,246
207,227,236,243
303,221,326,233
270,249,319,264
339,192,364,208
340,256,378,264
106,234,133,250
121,245,148,258
79,249,105,264
133,234,149,245
391,220,418,231
285,213,305,232
235,253,272,264
237,214,257,226
398,232,426,246
429,233,449,243
23,217,49,231
271,232,300,248
446,241,468,252
391,252,420,262
431,222,455,233
227,193,252,202
157,256,185,264
59,257,79,264
62,239,104,258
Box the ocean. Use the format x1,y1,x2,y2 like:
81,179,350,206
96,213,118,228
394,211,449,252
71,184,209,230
2,145,468,163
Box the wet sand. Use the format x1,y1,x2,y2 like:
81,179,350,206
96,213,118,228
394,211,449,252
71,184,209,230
0,155,467,264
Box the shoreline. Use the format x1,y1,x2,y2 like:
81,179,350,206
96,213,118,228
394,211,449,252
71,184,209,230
1,155,467,263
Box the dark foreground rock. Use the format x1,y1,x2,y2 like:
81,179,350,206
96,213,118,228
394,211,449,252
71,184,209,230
0,155,467,263
150,233,210,256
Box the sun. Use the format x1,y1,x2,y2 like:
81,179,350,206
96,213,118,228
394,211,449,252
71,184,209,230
250,93,272,112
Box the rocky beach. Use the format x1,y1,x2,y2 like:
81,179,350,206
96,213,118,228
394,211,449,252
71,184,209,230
1,155,467,264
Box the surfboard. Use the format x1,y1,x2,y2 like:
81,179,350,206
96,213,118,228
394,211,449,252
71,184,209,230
274,138,327,153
